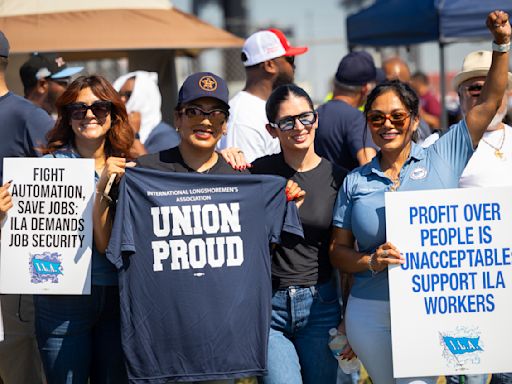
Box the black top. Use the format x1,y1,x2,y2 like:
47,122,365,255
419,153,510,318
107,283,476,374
251,153,346,288
136,146,248,175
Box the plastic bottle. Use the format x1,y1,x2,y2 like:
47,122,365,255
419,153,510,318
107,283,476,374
328,328,361,374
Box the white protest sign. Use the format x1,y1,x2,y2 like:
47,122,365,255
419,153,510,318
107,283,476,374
386,187,512,378
1,158,95,294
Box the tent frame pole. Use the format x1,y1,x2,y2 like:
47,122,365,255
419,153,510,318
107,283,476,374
439,41,448,131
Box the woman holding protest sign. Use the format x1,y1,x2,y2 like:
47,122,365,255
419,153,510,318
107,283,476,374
33,75,133,383
328,11,510,384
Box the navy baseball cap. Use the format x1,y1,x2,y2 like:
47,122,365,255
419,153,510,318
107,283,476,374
0,31,9,58
20,53,83,89
335,51,376,86
177,72,229,109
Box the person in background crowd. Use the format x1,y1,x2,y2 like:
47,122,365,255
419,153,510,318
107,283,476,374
383,56,432,142
33,75,132,383
217,28,308,162
0,31,54,384
410,71,442,131
19,52,83,118
315,51,378,171
329,11,510,384
382,57,411,83
423,50,512,384
113,70,180,156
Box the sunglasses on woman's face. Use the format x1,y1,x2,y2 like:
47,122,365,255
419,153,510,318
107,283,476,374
180,106,229,124
67,101,112,120
366,111,410,128
269,111,317,131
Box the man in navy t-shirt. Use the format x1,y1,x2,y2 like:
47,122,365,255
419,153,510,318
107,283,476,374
107,167,302,383
315,51,378,170
0,31,53,384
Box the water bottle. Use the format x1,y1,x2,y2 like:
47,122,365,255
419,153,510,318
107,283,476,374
328,328,361,374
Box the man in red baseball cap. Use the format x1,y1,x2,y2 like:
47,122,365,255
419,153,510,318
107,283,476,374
217,28,308,162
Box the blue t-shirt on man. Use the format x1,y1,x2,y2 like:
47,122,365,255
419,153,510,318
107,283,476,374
0,92,53,182
315,99,377,171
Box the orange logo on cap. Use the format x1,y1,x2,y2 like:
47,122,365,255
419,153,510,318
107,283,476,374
199,76,217,92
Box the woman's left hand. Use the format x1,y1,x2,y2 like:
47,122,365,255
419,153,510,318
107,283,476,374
370,242,404,273
286,180,306,208
219,147,251,170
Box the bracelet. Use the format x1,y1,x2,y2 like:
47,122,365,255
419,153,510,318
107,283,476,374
368,253,378,276
492,41,510,52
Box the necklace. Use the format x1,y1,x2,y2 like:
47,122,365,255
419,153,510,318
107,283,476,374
481,128,506,159
389,176,400,192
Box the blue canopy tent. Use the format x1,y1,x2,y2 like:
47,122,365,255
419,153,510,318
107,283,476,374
346,0,512,129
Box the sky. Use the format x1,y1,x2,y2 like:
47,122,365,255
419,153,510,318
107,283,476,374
171,0,492,104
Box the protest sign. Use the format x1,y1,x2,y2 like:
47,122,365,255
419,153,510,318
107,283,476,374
386,186,512,378
1,158,94,294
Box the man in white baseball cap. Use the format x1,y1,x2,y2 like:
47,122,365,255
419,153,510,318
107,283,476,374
217,28,308,162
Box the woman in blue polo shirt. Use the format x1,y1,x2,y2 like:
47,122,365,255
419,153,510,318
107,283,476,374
329,11,510,384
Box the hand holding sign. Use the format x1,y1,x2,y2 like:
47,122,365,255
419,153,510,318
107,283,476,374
0,181,13,222
370,241,405,274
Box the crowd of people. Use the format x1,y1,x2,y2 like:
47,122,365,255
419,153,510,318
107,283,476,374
0,8,510,384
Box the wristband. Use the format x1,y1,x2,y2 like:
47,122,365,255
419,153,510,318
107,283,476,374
492,41,510,52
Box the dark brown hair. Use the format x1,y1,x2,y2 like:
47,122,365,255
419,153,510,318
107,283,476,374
43,75,133,157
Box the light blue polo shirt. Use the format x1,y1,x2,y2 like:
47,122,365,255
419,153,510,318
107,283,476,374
333,119,474,300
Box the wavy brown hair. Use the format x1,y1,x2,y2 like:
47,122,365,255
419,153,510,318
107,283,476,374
43,75,133,157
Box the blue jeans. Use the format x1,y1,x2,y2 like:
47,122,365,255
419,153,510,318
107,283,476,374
262,279,341,384
34,285,127,384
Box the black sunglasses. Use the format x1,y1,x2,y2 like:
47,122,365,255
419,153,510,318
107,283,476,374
180,106,229,123
284,56,295,67
67,101,112,120
466,84,484,93
269,111,317,131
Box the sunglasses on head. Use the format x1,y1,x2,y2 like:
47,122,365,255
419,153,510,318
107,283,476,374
67,101,112,120
180,106,229,123
269,111,317,131
366,111,410,127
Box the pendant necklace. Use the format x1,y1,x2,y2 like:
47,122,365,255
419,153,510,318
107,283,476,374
481,128,506,160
